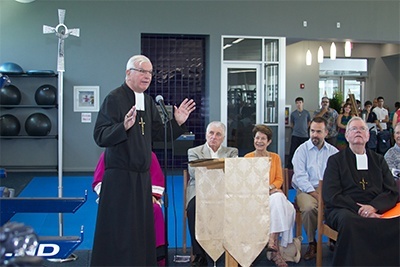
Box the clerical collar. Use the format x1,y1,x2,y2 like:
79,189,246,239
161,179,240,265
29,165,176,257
355,153,368,170
134,91,145,111
206,143,221,158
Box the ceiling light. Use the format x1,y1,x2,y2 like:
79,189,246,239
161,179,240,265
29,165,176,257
232,38,244,44
15,0,36,3
330,42,336,60
306,49,312,66
345,41,352,57
318,46,324,63
223,44,232,49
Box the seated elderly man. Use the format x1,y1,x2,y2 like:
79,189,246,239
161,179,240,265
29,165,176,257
323,116,399,266
384,122,400,178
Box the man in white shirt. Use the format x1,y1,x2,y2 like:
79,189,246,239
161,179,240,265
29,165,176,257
291,117,339,260
373,96,389,130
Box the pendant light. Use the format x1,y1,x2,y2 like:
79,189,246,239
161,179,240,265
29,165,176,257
306,49,312,65
345,41,352,57
317,46,324,63
330,42,336,60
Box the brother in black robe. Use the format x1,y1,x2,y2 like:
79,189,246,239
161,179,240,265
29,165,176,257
323,147,399,266
91,83,186,266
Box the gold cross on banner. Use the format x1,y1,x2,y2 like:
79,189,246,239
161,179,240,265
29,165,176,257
360,178,368,190
138,117,145,135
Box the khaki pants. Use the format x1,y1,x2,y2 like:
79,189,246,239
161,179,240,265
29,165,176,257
296,190,318,243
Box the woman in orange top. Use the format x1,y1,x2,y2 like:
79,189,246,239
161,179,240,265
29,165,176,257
245,124,295,267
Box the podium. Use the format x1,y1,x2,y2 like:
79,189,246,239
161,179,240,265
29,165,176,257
189,157,270,267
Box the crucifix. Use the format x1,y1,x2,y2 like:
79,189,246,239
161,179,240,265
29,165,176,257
360,178,368,190
139,117,145,135
42,9,80,239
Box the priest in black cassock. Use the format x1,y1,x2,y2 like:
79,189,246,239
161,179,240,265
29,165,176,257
91,55,196,266
323,116,399,266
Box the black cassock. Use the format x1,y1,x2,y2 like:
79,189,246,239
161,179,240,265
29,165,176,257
91,83,186,266
323,147,400,266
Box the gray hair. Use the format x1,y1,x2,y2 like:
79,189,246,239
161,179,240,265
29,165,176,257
345,116,367,132
206,121,226,136
126,55,151,70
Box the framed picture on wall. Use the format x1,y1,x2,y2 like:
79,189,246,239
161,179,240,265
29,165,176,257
73,86,100,112
285,105,291,126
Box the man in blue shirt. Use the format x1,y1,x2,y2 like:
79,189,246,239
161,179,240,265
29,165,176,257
291,117,338,260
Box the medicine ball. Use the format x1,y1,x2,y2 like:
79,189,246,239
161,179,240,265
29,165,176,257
35,84,57,105
0,84,22,105
0,62,24,74
25,113,51,136
0,114,21,136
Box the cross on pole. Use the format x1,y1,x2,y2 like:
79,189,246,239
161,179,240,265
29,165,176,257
43,9,80,72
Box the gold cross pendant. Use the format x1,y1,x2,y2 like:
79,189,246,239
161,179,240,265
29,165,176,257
138,117,145,135
360,178,368,190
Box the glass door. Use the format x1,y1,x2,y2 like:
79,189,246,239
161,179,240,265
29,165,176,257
223,65,260,156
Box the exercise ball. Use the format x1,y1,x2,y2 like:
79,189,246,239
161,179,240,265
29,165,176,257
0,114,21,136
0,84,22,105
35,84,57,105
0,62,24,74
25,113,51,136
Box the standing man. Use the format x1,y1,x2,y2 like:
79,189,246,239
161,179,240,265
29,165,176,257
186,121,238,266
91,55,196,266
313,97,339,147
323,117,399,266
373,96,389,131
291,117,338,260
287,97,311,169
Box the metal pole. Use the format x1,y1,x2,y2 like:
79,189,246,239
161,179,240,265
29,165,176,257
58,71,63,236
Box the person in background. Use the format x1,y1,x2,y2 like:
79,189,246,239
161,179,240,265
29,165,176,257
391,101,400,125
287,97,311,169
323,116,399,266
186,121,238,267
313,97,339,147
361,100,380,151
245,124,295,267
373,96,389,131
384,122,400,177
91,54,195,266
336,103,355,151
92,151,167,266
291,117,338,260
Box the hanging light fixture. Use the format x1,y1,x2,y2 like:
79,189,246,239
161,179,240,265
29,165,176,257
330,42,336,60
317,46,324,63
344,41,352,57
306,49,312,65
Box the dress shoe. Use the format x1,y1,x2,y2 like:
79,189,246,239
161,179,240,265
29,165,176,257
190,254,207,267
303,242,317,261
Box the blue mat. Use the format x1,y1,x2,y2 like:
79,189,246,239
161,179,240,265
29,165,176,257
10,175,190,250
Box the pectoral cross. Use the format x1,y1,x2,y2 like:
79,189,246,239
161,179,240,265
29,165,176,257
360,178,368,190
139,117,145,135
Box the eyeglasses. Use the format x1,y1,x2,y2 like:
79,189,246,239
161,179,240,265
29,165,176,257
348,126,368,132
129,68,154,76
321,101,329,103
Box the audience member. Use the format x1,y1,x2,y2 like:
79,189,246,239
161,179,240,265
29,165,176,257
384,122,400,177
244,124,296,267
92,151,167,266
323,116,399,266
361,100,380,151
291,117,338,260
373,96,389,130
313,97,339,146
287,97,311,169
186,121,238,267
336,103,355,151
91,54,195,266
392,101,400,125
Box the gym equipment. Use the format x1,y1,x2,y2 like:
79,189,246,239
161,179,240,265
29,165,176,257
0,74,11,89
0,84,22,105
35,84,57,105
0,114,21,136
25,113,51,136
0,62,24,74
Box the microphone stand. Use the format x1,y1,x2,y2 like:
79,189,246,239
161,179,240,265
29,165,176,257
161,112,169,266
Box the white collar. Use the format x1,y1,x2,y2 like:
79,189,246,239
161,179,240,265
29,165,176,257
134,91,145,111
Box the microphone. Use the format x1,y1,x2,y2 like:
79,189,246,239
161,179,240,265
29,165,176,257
155,95,169,118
